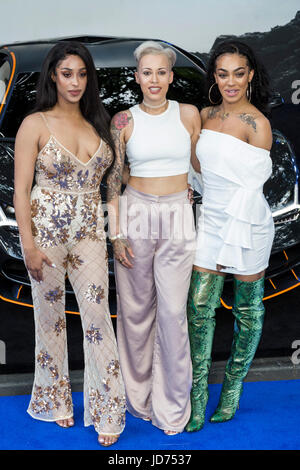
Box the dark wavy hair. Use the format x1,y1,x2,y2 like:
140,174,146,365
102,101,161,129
206,40,271,114
30,41,115,155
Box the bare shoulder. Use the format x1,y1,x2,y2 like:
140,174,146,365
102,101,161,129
18,112,43,133
14,113,43,161
16,113,44,145
179,103,199,117
200,106,214,124
248,113,272,151
254,113,272,132
179,103,201,131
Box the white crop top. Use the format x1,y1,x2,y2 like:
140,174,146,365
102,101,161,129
126,100,191,177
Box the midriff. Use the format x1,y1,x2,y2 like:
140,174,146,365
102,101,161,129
128,173,188,196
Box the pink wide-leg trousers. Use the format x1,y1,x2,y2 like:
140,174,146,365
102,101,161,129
115,185,196,432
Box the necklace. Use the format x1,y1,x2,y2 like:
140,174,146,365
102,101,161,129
142,99,167,109
220,111,230,121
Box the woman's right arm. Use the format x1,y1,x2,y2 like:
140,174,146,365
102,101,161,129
107,111,134,268
13,115,53,282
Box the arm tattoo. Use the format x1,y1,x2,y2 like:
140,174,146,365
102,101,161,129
106,112,132,202
238,113,257,132
113,112,132,131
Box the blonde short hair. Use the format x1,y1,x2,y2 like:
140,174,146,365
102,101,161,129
134,41,177,69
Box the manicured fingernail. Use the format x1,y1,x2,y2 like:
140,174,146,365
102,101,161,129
52,263,56,268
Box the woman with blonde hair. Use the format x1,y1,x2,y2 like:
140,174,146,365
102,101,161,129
107,41,201,435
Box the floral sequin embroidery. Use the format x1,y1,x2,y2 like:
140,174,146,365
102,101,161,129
54,317,66,336
75,192,105,242
31,138,109,248
37,153,77,191
44,287,64,305
31,189,105,248
76,169,90,189
106,360,120,378
37,350,53,369
49,365,59,381
30,373,72,417
62,253,84,270
35,138,113,192
89,387,126,429
33,349,72,416
85,324,103,344
89,155,112,188
31,190,78,248
84,283,105,304
102,378,111,392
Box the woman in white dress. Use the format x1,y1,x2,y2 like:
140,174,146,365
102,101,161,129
186,40,274,432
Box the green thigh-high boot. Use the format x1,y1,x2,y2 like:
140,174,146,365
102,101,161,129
210,276,265,423
185,270,225,432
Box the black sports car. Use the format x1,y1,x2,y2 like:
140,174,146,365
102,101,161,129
0,35,299,316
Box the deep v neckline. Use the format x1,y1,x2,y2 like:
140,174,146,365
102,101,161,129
38,113,103,166
40,134,103,167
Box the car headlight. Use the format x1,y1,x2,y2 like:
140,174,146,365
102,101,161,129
2,203,15,216
0,203,17,228
272,182,300,225
273,208,300,225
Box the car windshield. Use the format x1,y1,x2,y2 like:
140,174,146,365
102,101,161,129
0,67,207,138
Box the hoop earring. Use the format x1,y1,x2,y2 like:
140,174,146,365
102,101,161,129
208,83,222,105
247,82,252,102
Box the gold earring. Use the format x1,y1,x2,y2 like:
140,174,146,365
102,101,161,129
208,83,222,105
247,82,252,102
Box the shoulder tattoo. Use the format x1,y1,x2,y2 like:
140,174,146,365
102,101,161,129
238,113,257,132
207,106,229,121
207,106,220,119
111,112,132,132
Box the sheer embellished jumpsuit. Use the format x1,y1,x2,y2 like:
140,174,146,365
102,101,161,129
25,114,126,436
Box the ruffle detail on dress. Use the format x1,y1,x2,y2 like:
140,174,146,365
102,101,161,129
216,187,272,271
224,187,271,224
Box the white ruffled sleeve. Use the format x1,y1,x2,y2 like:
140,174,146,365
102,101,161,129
216,187,272,272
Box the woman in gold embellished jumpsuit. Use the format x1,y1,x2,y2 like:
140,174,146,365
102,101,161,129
13,42,125,447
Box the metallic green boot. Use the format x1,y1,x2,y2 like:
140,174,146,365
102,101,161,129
185,271,225,432
210,277,265,423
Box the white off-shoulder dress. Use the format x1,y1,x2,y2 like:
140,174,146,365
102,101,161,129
194,129,275,275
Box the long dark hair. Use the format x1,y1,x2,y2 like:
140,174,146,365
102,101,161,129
31,41,115,154
206,40,271,114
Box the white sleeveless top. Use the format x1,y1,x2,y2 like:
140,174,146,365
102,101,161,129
126,100,191,177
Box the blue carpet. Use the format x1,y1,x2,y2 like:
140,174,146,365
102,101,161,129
0,380,299,450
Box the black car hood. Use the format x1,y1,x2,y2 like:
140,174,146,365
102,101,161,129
0,140,15,205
